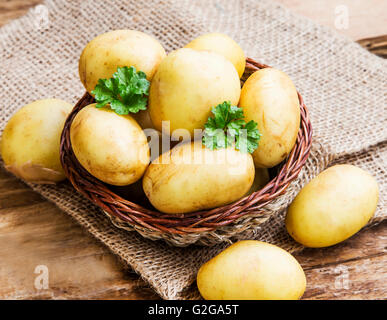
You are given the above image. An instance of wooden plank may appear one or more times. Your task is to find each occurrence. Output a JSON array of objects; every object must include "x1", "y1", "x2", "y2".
[
  {"x1": 0, "y1": 0, "x2": 41, "y2": 26},
  {"x1": 1, "y1": 0, "x2": 387, "y2": 41},
  {"x1": 298, "y1": 221, "x2": 387, "y2": 300},
  {"x1": 0, "y1": 169, "x2": 158, "y2": 299},
  {"x1": 303, "y1": 254, "x2": 387, "y2": 300},
  {"x1": 294, "y1": 221, "x2": 387, "y2": 269},
  {"x1": 0, "y1": 163, "x2": 386, "y2": 300},
  {"x1": 357, "y1": 35, "x2": 387, "y2": 58},
  {"x1": 275, "y1": 0, "x2": 387, "y2": 40}
]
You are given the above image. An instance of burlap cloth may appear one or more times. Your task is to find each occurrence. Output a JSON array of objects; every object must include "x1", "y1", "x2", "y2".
[{"x1": 0, "y1": 0, "x2": 386, "y2": 299}]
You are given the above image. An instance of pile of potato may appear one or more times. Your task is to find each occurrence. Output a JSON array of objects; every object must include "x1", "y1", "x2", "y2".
[
  {"x1": 72, "y1": 30, "x2": 302, "y2": 215},
  {"x1": 0, "y1": 30, "x2": 379, "y2": 300}
]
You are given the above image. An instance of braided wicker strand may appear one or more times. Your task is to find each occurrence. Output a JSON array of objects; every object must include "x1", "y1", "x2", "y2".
[{"x1": 60, "y1": 59, "x2": 313, "y2": 246}]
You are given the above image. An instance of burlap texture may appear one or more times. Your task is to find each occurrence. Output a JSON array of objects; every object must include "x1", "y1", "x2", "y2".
[{"x1": 0, "y1": 0, "x2": 386, "y2": 299}]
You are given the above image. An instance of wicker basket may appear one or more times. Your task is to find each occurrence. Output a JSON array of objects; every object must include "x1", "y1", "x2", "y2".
[{"x1": 60, "y1": 58, "x2": 312, "y2": 247}]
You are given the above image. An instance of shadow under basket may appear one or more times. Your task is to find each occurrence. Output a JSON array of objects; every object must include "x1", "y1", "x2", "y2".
[{"x1": 60, "y1": 58, "x2": 313, "y2": 247}]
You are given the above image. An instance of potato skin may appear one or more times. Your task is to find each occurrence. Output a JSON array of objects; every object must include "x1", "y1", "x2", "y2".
[
  {"x1": 0, "y1": 99, "x2": 72, "y2": 183},
  {"x1": 197, "y1": 240, "x2": 306, "y2": 300},
  {"x1": 239, "y1": 68, "x2": 300, "y2": 168},
  {"x1": 70, "y1": 104, "x2": 150, "y2": 186},
  {"x1": 286, "y1": 165, "x2": 379, "y2": 248},
  {"x1": 131, "y1": 109, "x2": 154, "y2": 130},
  {"x1": 185, "y1": 33, "x2": 246, "y2": 77},
  {"x1": 149, "y1": 48, "x2": 241, "y2": 136},
  {"x1": 79, "y1": 30, "x2": 166, "y2": 95},
  {"x1": 142, "y1": 141, "x2": 254, "y2": 214},
  {"x1": 244, "y1": 168, "x2": 270, "y2": 196}
]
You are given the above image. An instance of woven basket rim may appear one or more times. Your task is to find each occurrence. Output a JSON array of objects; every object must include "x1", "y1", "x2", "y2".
[{"x1": 60, "y1": 58, "x2": 313, "y2": 241}]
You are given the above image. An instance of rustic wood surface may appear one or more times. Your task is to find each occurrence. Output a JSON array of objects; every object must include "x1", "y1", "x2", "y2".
[
  {"x1": 276, "y1": 0, "x2": 387, "y2": 40},
  {"x1": 0, "y1": 0, "x2": 386, "y2": 300}
]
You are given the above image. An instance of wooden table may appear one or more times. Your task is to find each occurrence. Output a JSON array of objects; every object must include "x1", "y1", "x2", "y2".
[{"x1": 0, "y1": 0, "x2": 386, "y2": 300}]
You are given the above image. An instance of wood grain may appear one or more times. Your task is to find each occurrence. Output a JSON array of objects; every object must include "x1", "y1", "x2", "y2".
[
  {"x1": 0, "y1": 0, "x2": 41, "y2": 26},
  {"x1": 1, "y1": 152, "x2": 386, "y2": 300},
  {"x1": 358, "y1": 35, "x2": 387, "y2": 59},
  {"x1": 0, "y1": 167, "x2": 159, "y2": 300},
  {"x1": 0, "y1": 0, "x2": 386, "y2": 300},
  {"x1": 275, "y1": 0, "x2": 387, "y2": 40},
  {"x1": 295, "y1": 222, "x2": 387, "y2": 300}
]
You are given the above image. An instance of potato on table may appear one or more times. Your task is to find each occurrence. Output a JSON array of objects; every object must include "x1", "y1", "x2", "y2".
[
  {"x1": 197, "y1": 240, "x2": 306, "y2": 300},
  {"x1": 286, "y1": 164, "x2": 379, "y2": 247},
  {"x1": 0, "y1": 99, "x2": 72, "y2": 183}
]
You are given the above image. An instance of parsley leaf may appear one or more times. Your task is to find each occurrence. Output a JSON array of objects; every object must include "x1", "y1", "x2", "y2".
[
  {"x1": 91, "y1": 66, "x2": 150, "y2": 115},
  {"x1": 202, "y1": 101, "x2": 261, "y2": 153}
]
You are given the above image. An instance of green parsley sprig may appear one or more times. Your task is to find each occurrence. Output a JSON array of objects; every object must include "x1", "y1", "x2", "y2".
[
  {"x1": 202, "y1": 101, "x2": 261, "y2": 153},
  {"x1": 91, "y1": 66, "x2": 150, "y2": 115}
]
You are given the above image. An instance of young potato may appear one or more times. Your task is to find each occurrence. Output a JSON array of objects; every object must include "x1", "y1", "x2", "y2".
[
  {"x1": 79, "y1": 30, "x2": 166, "y2": 95},
  {"x1": 184, "y1": 32, "x2": 246, "y2": 77},
  {"x1": 129, "y1": 111, "x2": 179, "y2": 163},
  {"x1": 70, "y1": 104, "x2": 150, "y2": 186},
  {"x1": 239, "y1": 68, "x2": 300, "y2": 168},
  {"x1": 0, "y1": 99, "x2": 72, "y2": 183},
  {"x1": 197, "y1": 240, "x2": 306, "y2": 300},
  {"x1": 286, "y1": 165, "x2": 379, "y2": 248},
  {"x1": 244, "y1": 168, "x2": 270, "y2": 196},
  {"x1": 142, "y1": 141, "x2": 254, "y2": 214},
  {"x1": 149, "y1": 48, "x2": 241, "y2": 136},
  {"x1": 131, "y1": 109, "x2": 154, "y2": 130}
]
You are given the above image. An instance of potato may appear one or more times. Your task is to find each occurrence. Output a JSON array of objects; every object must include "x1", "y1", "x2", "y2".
[
  {"x1": 142, "y1": 141, "x2": 254, "y2": 214},
  {"x1": 149, "y1": 48, "x2": 241, "y2": 136},
  {"x1": 185, "y1": 33, "x2": 246, "y2": 77},
  {"x1": 79, "y1": 30, "x2": 166, "y2": 95},
  {"x1": 131, "y1": 109, "x2": 154, "y2": 130},
  {"x1": 197, "y1": 240, "x2": 306, "y2": 300},
  {"x1": 70, "y1": 104, "x2": 149, "y2": 186},
  {"x1": 129, "y1": 111, "x2": 180, "y2": 164},
  {"x1": 245, "y1": 168, "x2": 270, "y2": 196},
  {"x1": 0, "y1": 99, "x2": 72, "y2": 183},
  {"x1": 286, "y1": 165, "x2": 379, "y2": 248},
  {"x1": 239, "y1": 68, "x2": 300, "y2": 168}
]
